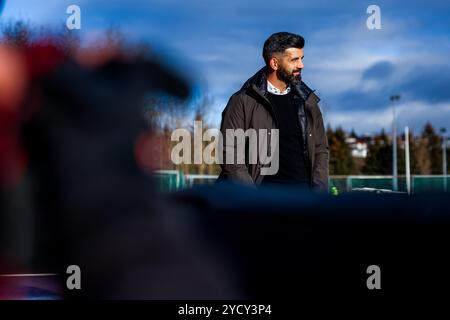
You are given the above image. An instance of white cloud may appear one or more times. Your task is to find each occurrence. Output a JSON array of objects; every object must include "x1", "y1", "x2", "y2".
[{"x1": 326, "y1": 101, "x2": 450, "y2": 135}]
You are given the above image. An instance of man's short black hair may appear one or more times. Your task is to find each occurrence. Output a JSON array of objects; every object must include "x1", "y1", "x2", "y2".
[{"x1": 262, "y1": 32, "x2": 305, "y2": 65}]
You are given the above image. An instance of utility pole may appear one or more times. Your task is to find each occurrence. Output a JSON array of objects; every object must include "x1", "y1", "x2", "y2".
[
  {"x1": 441, "y1": 128, "x2": 447, "y2": 192},
  {"x1": 390, "y1": 95, "x2": 400, "y2": 191}
]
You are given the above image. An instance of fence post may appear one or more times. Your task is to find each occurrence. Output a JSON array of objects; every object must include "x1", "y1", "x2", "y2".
[
  {"x1": 346, "y1": 176, "x2": 352, "y2": 192},
  {"x1": 405, "y1": 127, "x2": 411, "y2": 194}
]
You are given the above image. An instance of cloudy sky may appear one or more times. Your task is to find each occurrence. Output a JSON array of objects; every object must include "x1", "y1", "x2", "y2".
[{"x1": 2, "y1": 0, "x2": 450, "y2": 135}]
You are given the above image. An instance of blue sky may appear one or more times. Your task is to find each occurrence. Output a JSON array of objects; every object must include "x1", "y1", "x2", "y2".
[{"x1": 2, "y1": 0, "x2": 450, "y2": 135}]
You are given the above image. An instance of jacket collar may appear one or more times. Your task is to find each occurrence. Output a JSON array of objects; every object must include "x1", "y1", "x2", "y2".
[{"x1": 241, "y1": 66, "x2": 319, "y2": 103}]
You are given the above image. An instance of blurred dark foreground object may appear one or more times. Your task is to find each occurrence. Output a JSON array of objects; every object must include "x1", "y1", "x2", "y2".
[
  {"x1": 0, "y1": 40, "x2": 241, "y2": 299},
  {"x1": 2, "y1": 42, "x2": 239, "y2": 299},
  {"x1": 171, "y1": 184, "x2": 450, "y2": 299}
]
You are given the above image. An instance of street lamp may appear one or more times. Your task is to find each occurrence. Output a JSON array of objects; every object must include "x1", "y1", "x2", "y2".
[
  {"x1": 390, "y1": 95, "x2": 400, "y2": 191},
  {"x1": 440, "y1": 128, "x2": 447, "y2": 192}
]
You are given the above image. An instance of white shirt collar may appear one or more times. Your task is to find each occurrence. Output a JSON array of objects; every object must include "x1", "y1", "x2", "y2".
[{"x1": 267, "y1": 80, "x2": 291, "y2": 95}]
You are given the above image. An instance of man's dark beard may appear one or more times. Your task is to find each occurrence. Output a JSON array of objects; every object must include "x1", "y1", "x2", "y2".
[{"x1": 276, "y1": 67, "x2": 301, "y2": 86}]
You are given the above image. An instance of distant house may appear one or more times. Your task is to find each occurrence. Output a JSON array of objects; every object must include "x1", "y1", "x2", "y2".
[{"x1": 345, "y1": 137, "x2": 368, "y2": 158}]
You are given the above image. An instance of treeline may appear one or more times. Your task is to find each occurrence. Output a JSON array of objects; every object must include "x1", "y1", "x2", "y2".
[
  {"x1": 148, "y1": 101, "x2": 448, "y2": 176},
  {"x1": 327, "y1": 123, "x2": 448, "y2": 175},
  {"x1": 143, "y1": 95, "x2": 222, "y2": 176}
]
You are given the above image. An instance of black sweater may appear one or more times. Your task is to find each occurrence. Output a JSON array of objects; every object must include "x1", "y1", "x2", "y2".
[{"x1": 262, "y1": 91, "x2": 310, "y2": 185}]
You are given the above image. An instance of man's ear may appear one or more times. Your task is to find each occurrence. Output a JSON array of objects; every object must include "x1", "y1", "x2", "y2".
[{"x1": 269, "y1": 57, "x2": 279, "y2": 70}]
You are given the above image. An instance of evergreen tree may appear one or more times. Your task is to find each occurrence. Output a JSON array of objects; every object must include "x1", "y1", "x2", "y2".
[
  {"x1": 327, "y1": 127, "x2": 355, "y2": 175},
  {"x1": 421, "y1": 122, "x2": 442, "y2": 174},
  {"x1": 363, "y1": 129, "x2": 392, "y2": 174}
]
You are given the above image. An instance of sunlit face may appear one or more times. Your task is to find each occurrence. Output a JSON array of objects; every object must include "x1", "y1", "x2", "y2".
[{"x1": 272, "y1": 47, "x2": 304, "y2": 84}]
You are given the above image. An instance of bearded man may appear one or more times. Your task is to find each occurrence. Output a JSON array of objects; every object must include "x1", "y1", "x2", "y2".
[{"x1": 218, "y1": 32, "x2": 329, "y2": 191}]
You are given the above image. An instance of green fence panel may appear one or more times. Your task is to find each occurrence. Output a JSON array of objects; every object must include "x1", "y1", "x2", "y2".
[
  {"x1": 153, "y1": 172, "x2": 450, "y2": 193},
  {"x1": 413, "y1": 176, "x2": 450, "y2": 193}
]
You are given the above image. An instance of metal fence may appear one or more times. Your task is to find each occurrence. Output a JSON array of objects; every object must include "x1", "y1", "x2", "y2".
[
  {"x1": 412, "y1": 175, "x2": 449, "y2": 193},
  {"x1": 340, "y1": 176, "x2": 407, "y2": 193},
  {"x1": 153, "y1": 171, "x2": 450, "y2": 194},
  {"x1": 153, "y1": 170, "x2": 185, "y2": 192}
]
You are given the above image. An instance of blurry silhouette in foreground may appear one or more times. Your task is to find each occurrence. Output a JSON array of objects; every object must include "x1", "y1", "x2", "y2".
[{"x1": 0, "y1": 24, "x2": 239, "y2": 299}]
